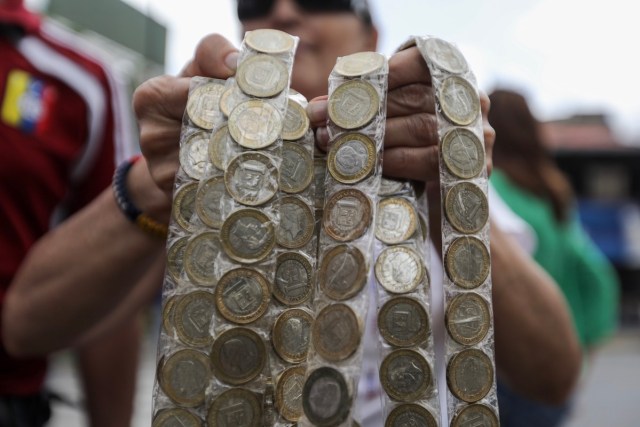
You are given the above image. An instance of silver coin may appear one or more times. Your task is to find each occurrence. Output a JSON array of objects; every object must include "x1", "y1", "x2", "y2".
[
  {"x1": 375, "y1": 246, "x2": 425, "y2": 294},
  {"x1": 237, "y1": 54, "x2": 289, "y2": 98},
  {"x1": 186, "y1": 81, "x2": 225, "y2": 130},
  {"x1": 423, "y1": 37, "x2": 468, "y2": 74},
  {"x1": 282, "y1": 98, "x2": 310, "y2": 141},
  {"x1": 380, "y1": 349, "x2": 432, "y2": 402},
  {"x1": 375, "y1": 197, "x2": 418, "y2": 244},
  {"x1": 280, "y1": 142, "x2": 313, "y2": 193},
  {"x1": 334, "y1": 51, "x2": 386, "y2": 77},
  {"x1": 210, "y1": 327, "x2": 266, "y2": 385},
  {"x1": 379, "y1": 177, "x2": 407, "y2": 196},
  {"x1": 445, "y1": 237, "x2": 490, "y2": 289},
  {"x1": 225, "y1": 152, "x2": 278, "y2": 206},
  {"x1": 184, "y1": 231, "x2": 219, "y2": 286},
  {"x1": 195, "y1": 175, "x2": 227, "y2": 229},
  {"x1": 228, "y1": 99, "x2": 283, "y2": 149},
  {"x1": 220, "y1": 209, "x2": 275, "y2": 264},
  {"x1": 439, "y1": 76, "x2": 480, "y2": 126},
  {"x1": 312, "y1": 303, "x2": 360, "y2": 362},
  {"x1": 180, "y1": 131, "x2": 211, "y2": 180},
  {"x1": 160, "y1": 349, "x2": 211, "y2": 407},
  {"x1": 274, "y1": 252, "x2": 313, "y2": 306},
  {"x1": 302, "y1": 367, "x2": 351, "y2": 427},
  {"x1": 245, "y1": 29, "x2": 295, "y2": 54},
  {"x1": 377, "y1": 297, "x2": 429, "y2": 347},
  {"x1": 272, "y1": 308, "x2": 313, "y2": 364},
  {"x1": 174, "y1": 291, "x2": 216, "y2": 347},
  {"x1": 446, "y1": 292, "x2": 490, "y2": 346},
  {"x1": 215, "y1": 268, "x2": 270, "y2": 324},
  {"x1": 276, "y1": 196, "x2": 315, "y2": 249},
  {"x1": 207, "y1": 388, "x2": 262, "y2": 427},
  {"x1": 441, "y1": 128, "x2": 485, "y2": 179},
  {"x1": 447, "y1": 349, "x2": 494, "y2": 403},
  {"x1": 445, "y1": 182, "x2": 489, "y2": 234}
]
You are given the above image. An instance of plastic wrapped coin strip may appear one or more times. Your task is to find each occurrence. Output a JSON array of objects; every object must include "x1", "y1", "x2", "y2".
[
  {"x1": 299, "y1": 52, "x2": 389, "y2": 427},
  {"x1": 403, "y1": 36, "x2": 499, "y2": 425}
]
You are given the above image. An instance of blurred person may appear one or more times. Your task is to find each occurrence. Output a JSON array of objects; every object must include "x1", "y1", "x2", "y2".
[{"x1": 488, "y1": 89, "x2": 620, "y2": 424}]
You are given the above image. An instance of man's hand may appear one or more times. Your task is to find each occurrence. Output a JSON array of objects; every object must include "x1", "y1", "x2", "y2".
[{"x1": 133, "y1": 34, "x2": 239, "y2": 198}]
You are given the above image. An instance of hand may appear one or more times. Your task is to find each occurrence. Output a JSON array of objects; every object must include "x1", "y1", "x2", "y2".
[
  {"x1": 307, "y1": 46, "x2": 495, "y2": 182},
  {"x1": 132, "y1": 34, "x2": 239, "y2": 198}
]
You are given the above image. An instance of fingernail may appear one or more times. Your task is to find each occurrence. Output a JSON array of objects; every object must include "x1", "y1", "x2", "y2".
[
  {"x1": 306, "y1": 99, "x2": 328, "y2": 123},
  {"x1": 225, "y1": 51, "x2": 239, "y2": 71}
]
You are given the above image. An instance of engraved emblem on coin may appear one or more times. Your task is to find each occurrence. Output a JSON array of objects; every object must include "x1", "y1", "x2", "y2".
[
  {"x1": 245, "y1": 29, "x2": 295, "y2": 54},
  {"x1": 384, "y1": 404, "x2": 438, "y2": 427},
  {"x1": 451, "y1": 404, "x2": 499, "y2": 427},
  {"x1": 447, "y1": 349, "x2": 494, "y2": 403},
  {"x1": 220, "y1": 209, "x2": 275, "y2": 264},
  {"x1": 180, "y1": 131, "x2": 211, "y2": 180},
  {"x1": 334, "y1": 51, "x2": 385, "y2": 77},
  {"x1": 173, "y1": 182, "x2": 198, "y2": 230},
  {"x1": 276, "y1": 196, "x2": 315, "y2": 248},
  {"x1": 438, "y1": 76, "x2": 480, "y2": 126},
  {"x1": 215, "y1": 268, "x2": 270, "y2": 324},
  {"x1": 167, "y1": 236, "x2": 189, "y2": 281},
  {"x1": 228, "y1": 99, "x2": 283, "y2": 149},
  {"x1": 445, "y1": 182, "x2": 489, "y2": 234},
  {"x1": 327, "y1": 133, "x2": 376, "y2": 184},
  {"x1": 423, "y1": 37, "x2": 468, "y2": 74},
  {"x1": 160, "y1": 349, "x2": 211, "y2": 407},
  {"x1": 225, "y1": 152, "x2": 278, "y2": 206},
  {"x1": 195, "y1": 176, "x2": 226, "y2": 229},
  {"x1": 312, "y1": 303, "x2": 360, "y2": 362},
  {"x1": 272, "y1": 308, "x2": 313, "y2": 363},
  {"x1": 210, "y1": 327, "x2": 266, "y2": 385},
  {"x1": 380, "y1": 349, "x2": 432, "y2": 402},
  {"x1": 375, "y1": 246, "x2": 425, "y2": 294},
  {"x1": 313, "y1": 159, "x2": 327, "y2": 209},
  {"x1": 302, "y1": 367, "x2": 351, "y2": 427},
  {"x1": 378, "y1": 296, "x2": 429, "y2": 347},
  {"x1": 375, "y1": 197, "x2": 418, "y2": 244},
  {"x1": 328, "y1": 80, "x2": 379, "y2": 129},
  {"x1": 446, "y1": 292, "x2": 490, "y2": 346},
  {"x1": 323, "y1": 188, "x2": 372, "y2": 242},
  {"x1": 207, "y1": 388, "x2": 262, "y2": 427},
  {"x1": 184, "y1": 231, "x2": 219, "y2": 286},
  {"x1": 174, "y1": 291, "x2": 216, "y2": 347},
  {"x1": 209, "y1": 125, "x2": 239, "y2": 171},
  {"x1": 237, "y1": 54, "x2": 289, "y2": 98},
  {"x1": 280, "y1": 142, "x2": 313, "y2": 193},
  {"x1": 152, "y1": 408, "x2": 201, "y2": 427},
  {"x1": 318, "y1": 245, "x2": 366, "y2": 301},
  {"x1": 274, "y1": 252, "x2": 313, "y2": 306},
  {"x1": 186, "y1": 82, "x2": 225, "y2": 130},
  {"x1": 275, "y1": 366, "x2": 306, "y2": 422},
  {"x1": 441, "y1": 128, "x2": 485, "y2": 179},
  {"x1": 282, "y1": 99, "x2": 310, "y2": 141},
  {"x1": 445, "y1": 237, "x2": 490, "y2": 289}
]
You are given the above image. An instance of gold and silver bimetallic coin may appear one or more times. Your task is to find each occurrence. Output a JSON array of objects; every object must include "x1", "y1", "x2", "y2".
[
  {"x1": 184, "y1": 231, "x2": 219, "y2": 286},
  {"x1": 271, "y1": 308, "x2": 313, "y2": 363},
  {"x1": 207, "y1": 388, "x2": 262, "y2": 427},
  {"x1": 318, "y1": 244, "x2": 366, "y2": 301},
  {"x1": 228, "y1": 99, "x2": 283, "y2": 149},
  {"x1": 195, "y1": 176, "x2": 226, "y2": 229},
  {"x1": 451, "y1": 404, "x2": 499, "y2": 427},
  {"x1": 438, "y1": 76, "x2": 480, "y2": 126},
  {"x1": 445, "y1": 236, "x2": 490, "y2": 289},
  {"x1": 209, "y1": 124, "x2": 238, "y2": 171},
  {"x1": 214, "y1": 268, "x2": 271, "y2": 324},
  {"x1": 219, "y1": 82, "x2": 244, "y2": 118},
  {"x1": 334, "y1": 51, "x2": 386, "y2": 77},
  {"x1": 323, "y1": 188, "x2": 372, "y2": 242},
  {"x1": 375, "y1": 197, "x2": 418, "y2": 244},
  {"x1": 282, "y1": 98, "x2": 310, "y2": 141},
  {"x1": 441, "y1": 128, "x2": 485, "y2": 179},
  {"x1": 375, "y1": 246, "x2": 425, "y2": 294},
  {"x1": 220, "y1": 209, "x2": 275, "y2": 264},
  {"x1": 280, "y1": 141, "x2": 313, "y2": 193},
  {"x1": 274, "y1": 252, "x2": 313, "y2": 306},
  {"x1": 377, "y1": 296, "x2": 429, "y2": 347},
  {"x1": 237, "y1": 54, "x2": 289, "y2": 98},
  {"x1": 302, "y1": 367, "x2": 351, "y2": 427},
  {"x1": 384, "y1": 404, "x2": 438, "y2": 427},
  {"x1": 312, "y1": 303, "x2": 360, "y2": 362},
  {"x1": 328, "y1": 79, "x2": 379, "y2": 129},
  {"x1": 166, "y1": 236, "x2": 189, "y2": 281},
  {"x1": 244, "y1": 29, "x2": 296, "y2": 54},
  {"x1": 447, "y1": 348, "x2": 494, "y2": 403},
  {"x1": 275, "y1": 365, "x2": 306, "y2": 422},
  {"x1": 161, "y1": 294, "x2": 178, "y2": 336},
  {"x1": 445, "y1": 182, "x2": 489, "y2": 234},
  {"x1": 327, "y1": 133, "x2": 376, "y2": 184},
  {"x1": 152, "y1": 408, "x2": 201, "y2": 427},
  {"x1": 225, "y1": 151, "x2": 278, "y2": 206},
  {"x1": 446, "y1": 292, "x2": 490, "y2": 346},
  {"x1": 210, "y1": 327, "x2": 266, "y2": 385},
  {"x1": 172, "y1": 182, "x2": 198, "y2": 230},
  {"x1": 422, "y1": 37, "x2": 468, "y2": 74},
  {"x1": 159, "y1": 349, "x2": 211, "y2": 407},
  {"x1": 276, "y1": 196, "x2": 315, "y2": 249},
  {"x1": 186, "y1": 81, "x2": 225, "y2": 130},
  {"x1": 380, "y1": 349, "x2": 432, "y2": 402},
  {"x1": 180, "y1": 131, "x2": 211, "y2": 180},
  {"x1": 174, "y1": 290, "x2": 216, "y2": 347}
]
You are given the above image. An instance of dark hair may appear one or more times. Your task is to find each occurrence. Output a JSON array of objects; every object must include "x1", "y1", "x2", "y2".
[{"x1": 489, "y1": 89, "x2": 573, "y2": 222}]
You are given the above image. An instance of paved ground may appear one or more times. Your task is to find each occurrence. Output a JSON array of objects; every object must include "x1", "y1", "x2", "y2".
[{"x1": 46, "y1": 325, "x2": 640, "y2": 426}]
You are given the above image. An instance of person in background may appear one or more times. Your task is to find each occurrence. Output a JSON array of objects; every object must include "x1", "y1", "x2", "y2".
[{"x1": 489, "y1": 88, "x2": 620, "y2": 425}]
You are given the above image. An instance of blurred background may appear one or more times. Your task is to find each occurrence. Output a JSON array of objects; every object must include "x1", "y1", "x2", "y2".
[{"x1": 21, "y1": 0, "x2": 640, "y2": 425}]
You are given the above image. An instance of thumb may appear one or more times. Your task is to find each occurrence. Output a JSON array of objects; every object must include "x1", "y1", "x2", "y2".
[{"x1": 180, "y1": 33, "x2": 239, "y2": 79}]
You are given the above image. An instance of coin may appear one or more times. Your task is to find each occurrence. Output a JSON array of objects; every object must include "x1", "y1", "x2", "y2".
[
  {"x1": 438, "y1": 76, "x2": 480, "y2": 126},
  {"x1": 380, "y1": 349, "x2": 432, "y2": 402},
  {"x1": 153, "y1": 408, "x2": 201, "y2": 427},
  {"x1": 237, "y1": 54, "x2": 289, "y2": 98},
  {"x1": 327, "y1": 133, "x2": 376, "y2": 184},
  {"x1": 275, "y1": 366, "x2": 306, "y2": 422},
  {"x1": 282, "y1": 98, "x2": 310, "y2": 141},
  {"x1": 384, "y1": 404, "x2": 437, "y2": 427},
  {"x1": 323, "y1": 188, "x2": 372, "y2": 242},
  {"x1": 328, "y1": 80, "x2": 379, "y2": 129},
  {"x1": 174, "y1": 291, "x2": 216, "y2": 347},
  {"x1": 445, "y1": 237, "x2": 490, "y2": 289},
  {"x1": 277, "y1": 196, "x2": 315, "y2": 248},
  {"x1": 375, "y1": 197, "x2": 418, "y2": 244},
  {"x1": 180, "y1": 131, "x2": 211, "y2": 180},
  {"x1": 207, "y1": 388, "x2": 262, "y2": 427},
  {"x1": 195, "y1": 176, "x2": 226, "y2": 229},
  {"x1": 280, "y1": 142, "x2": 313, "y2": 193},
  {"x1": 210, "y1": 327, "x2": 266, "y2": 385},
  {"x1": 225, "y1": 152, "x2": 278, "y2": 206},
  {"x1": 447, "y1": 348, "x2": 494, "y2": 403},
  {"x1": 423, "y1": 37, "x2": 468, "y2": 74},
  {"x1": 184, "y1": 231, "x2": 219, "y2": 286},
  {"x1": 302, "y1": 367, "x2": 351, "y2": 427},
  {"x1": 228, "y1": 99, "x2": 283, "y2": 149},
  {"x1": 173, "y1": 182, "x2": 198, "y2": 230},
  {"x1": 446, "y1": 292, "x2": 491, "y2": 346},
  {"x1": 215, "y1": 268, "x2": 270, "y2": 324},
  {"x1": 312, "y1": 303, "x2": 360, "y2": 362},
  {"x1": 377, "y1": 296, "x2": 429, "y2": 347},
  {"x1": 334, "y1": 51, "x2": 386, "y2": 77},
  {"x1": 161, "y1": 295, "x2": 179, "y2": 336},
  {"x1": 441, "y1": 128, "x2": 485, "y2": 179},
  {"x1": 160, "y1": 349, "x2": 211, "y2": 407},
  {"x1": 314, "y1": 158, "x2": 327, "y2": 209},
  {"x1": 167, "y1": 236, "x2": 189, "y2": 281},
  {"x1": 220, "y1": 209, "x2": 275, "y2": 264},
  {"x1": 379, "y1": 177, "x2": 407, "y2": 196},
  {"x1": 274, "y1": 252, "x2": 313, "y2": 306},
  {"x1": 375, "y1": 246, "x2": 425, "y2": 294},
  {"x1": 245, "y1": 29, "x2": 295, "y2": 54},
  {"x1": 209, "y1": 125, "x2": 239, "y2": 171},
  {"x1": 445, "y1": 182, "x2": 489, "y2": 234},
  {"x1": 272, "y1": 308, "x2": 313, "y2": 363},
  {"x1": 451, "y1": 404, "x2": 499, "y2": 427},
  {"x1": 318, "y1": 244, "x2": 366, "y2": 301},
  {"x1": 220, "y1": 82, "x2": 244, "y2": 117},
  {"x1": 186, "y1": 81, "x2": 225, "y2": 129}
]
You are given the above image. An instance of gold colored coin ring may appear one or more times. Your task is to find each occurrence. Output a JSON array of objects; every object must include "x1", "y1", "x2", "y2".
[
  {"x1": 160, "y1": 349, "x2": 211, "y2": 407},
  {"x1": 271, "y1": 308, "x2": 313, "y2": 363},
  {"x1": 208, "y1": 125, "x2": 232, "y2": 171},
  {"x1": 327, "y1": 133, "x2": 377, "y2": 184},
  {"x1": 380, "y1": 349, "x2": 432, "y2": 402},
  {"x1": 447, "y1": 348, "x2": 494, "y2": 403},
  {"x1": 282, "y1": 98, "x2": 310, "y2": 141},
  {"x1": 161, "y1": 295, "x2": 179, "y2": 336},
  {"x1": 220, "y1": 208, "x2": 275, "y2": 264},
  {"x1": 445, "y1": 292, "x2": 490, "y2": 346},
  {"x1": 312, "y1": 303, "x2": 360, "y2": 362},
  {"x1": 384, "y1": 404, "x2": 438, "y2": 427},
  {"x1": 186, "y1": 82, "x2": 225, "y2": 130},
  {"x1": 444, "y1": 236, "x2": 490, "y2": 289},
  {"x1": 328, "y1": 79, "x2": 380, "y2": 130},
  {"x1": 275, "y1": 365, "x2": 306, "y2": 422},
  {"x1": 173, "y1": 182, "x2": 198, "y2": 230},
  {"x1": 441, "y1": 128, "x2": 485, "y2": 179},
  {"x1": 318, "y1": 244, "x2": 367, "y2": 301},
  {"x1": 236, "y1": 54, "x2": 289, "y2": 98},
  {"x1": 214, "y1": 268, "x2": 271, "y2": 324},
  {"x1": 451, "y1": 404, "x2": 499, "y2": 427},
  {"x1": 207, "y1": 388, "x2": 262, "y2": 427},
  {"x1": 280, "y1": 142, "x2": 314, "y2": 193},
  {"x1": 444, "y1": 182, "x2": 489, "y2": 234},
  {"x1": 183, "y1": 231, "x2": 219, "y2": 286},
  {"x1": 174, "y1": 290, "x2": 216, "y2": 347},
  {"x1": 375, "y1": 197, "x2": 418, "y2": 244},
  {"x1": 273, "y1": 252, "x2": 313, "y2": 306},
  {"x1": 210, "y1": 327, "x2": 266, "y2": 386},
  {"x1": 438, "y1": 75, "x2": 480, "y2": 126},
  {"x1": 166, "y1": 236, "x2": 189, "y2": 281},
  {"x1": 153, "y1": 408, "x2": 201, "y2": 427},
  {"x1": 276, "y1": 196, "x2": 315, "y2": 248},
  {"x1": 377, "y1": 296, "x2": 429, "y2": 347},
  {"x1": 322, "y1": 188, "x2": 372, "y2": 242}
]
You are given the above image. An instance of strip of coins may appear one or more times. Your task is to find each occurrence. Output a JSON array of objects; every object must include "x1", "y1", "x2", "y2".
[{"x1": 300, "y1": 52, "x2": 389, "y2": 427}]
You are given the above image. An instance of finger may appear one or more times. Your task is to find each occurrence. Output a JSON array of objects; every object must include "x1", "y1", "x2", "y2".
[
  {"x1": 306, "y1": 96, "x2": 328, "y2": 128},
  {"x1": 133, "y1": 75, "x2": 191, "y2": 124},
  {"x1": 388, "y1": 46, "x2": 431, "y2": 90},
  {"x1": 382, "y1": 145, "x2": 440, "y2": 182},
  {"x1": 180, "y1": 33, "x2": 239, "y2": 78},
  {"x1": 383, "y1": 113, "x2": 439, "y2": 149},
  {"x1": 387, "y1": 83, "x2": 435, "y2": 118},
  {"x1": 314, "y1": 126, "x2": 330, "y2": 152}
]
